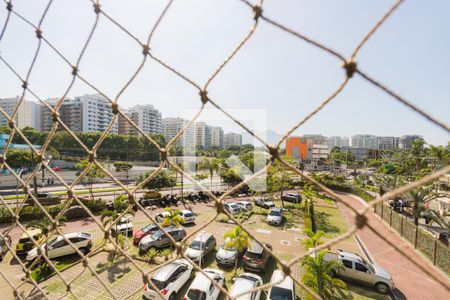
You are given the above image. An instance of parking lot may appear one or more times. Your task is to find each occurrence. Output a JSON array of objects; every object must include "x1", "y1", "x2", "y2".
[{"x1": 0, "y1": 194, "x2": 389, "y2": 300}]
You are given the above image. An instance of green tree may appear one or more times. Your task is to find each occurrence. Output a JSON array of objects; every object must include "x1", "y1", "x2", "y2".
[
  {"x1": 74, "y1": 159, "x2": 106, "y2": 199},
  {"x1": 301, "y1": 250, "x2": 346, "y2": 299},
  {"x1": 5, "y1": 149, "x2": 33, "y2": 169},
  {"x1": 224, "y1": 226, "x2": 250, "y2": 272},
  {"x1": 161, "y1": 207, "x2": 184, "y2": 227},
  {"x1": 138, "y1": 170, "x2": 176, "y2": 191},
  {"x1": 302, "y1": 228, "x2": 325, "y2": 250},
  {"x1": 113, "y1": 161, "x2": 132, "y2": 172},
  {"x1": 198, "y1": 158, "x2": 220, "y2": 190}
]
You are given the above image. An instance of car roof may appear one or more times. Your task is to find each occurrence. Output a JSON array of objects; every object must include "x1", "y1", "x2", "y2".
[
  {"x1": 270, "y1": 270, "x2": 294, "y2": 290},
  {"x1": 230, "y1": 273, "x2": 262, "y2": 299},
  {"x1": 247, "y1": 241, "x2": 264, "y2": 254},
  {"x1": 270, "y1": 208, "x2": 282, "y2": 212},
  {"x1": 194, "y1": 231, "x2": 213, "y2": 242},
  {"x1": 337, "y1": 250, "x2": 364, "y2": 262},
  {"x1": 181, "y1": 210, "x2": 193, "y2": 214},
  {"x1": 21, "y1": 229, "x2": 42, "y2": 238},
  {"x1": 189, "y1": 269, "x2": 224, "y2": 290},
  {"x1": 153, "y1": 260, "x2": 185, "y2": 280}
]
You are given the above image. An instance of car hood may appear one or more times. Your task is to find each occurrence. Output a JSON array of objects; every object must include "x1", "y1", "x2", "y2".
[
  {"x1": 184, "y1": 248, "x2": 203, "y2": 259},
  {"x1": 216, "y1": 248, "x2": 237, "y2": 259},
  {"x1": 134, "y1": 230, "x2": 145, "y2": 238},
  {"x1": 267, "y1": 215, "x2": 281, "y2": 221},
  {"x1": 373, "y1": 265, "x2": 392, "y2": 280},
  {"x1": 115, "y1": 223, "x2": 133, "y2": 230},
  {"x1": 26, "y1": 246, "x2": 42, "y2": 260},
  {"x1": 139, "y1": 235, "x2": 156, "y2": 246}
]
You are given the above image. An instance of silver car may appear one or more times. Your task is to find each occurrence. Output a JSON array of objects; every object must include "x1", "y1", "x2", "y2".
[
  {"x1": 184, "y1": 232, "x2": 216, "y2": 263},
  {"x1": 216, "y1": 237, "x2": 240, "y2": 267},
  {"x1": 267, "y1": 208, "x2": 283, "y2": 225},
  {"x1": 139, "y1": 227, "x2": 186, "y2": 252},
  {"x1": 229, "y1": 273, "x2": 263, "y2": 300}
]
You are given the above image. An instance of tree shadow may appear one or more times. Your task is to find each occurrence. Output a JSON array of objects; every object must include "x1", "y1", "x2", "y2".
[
  {"x1": 96, "y1": 257, "x2": 132, "y2": 283},
  {"x1": 315, "y1": 211, "x2": 340, "y2": 234}
]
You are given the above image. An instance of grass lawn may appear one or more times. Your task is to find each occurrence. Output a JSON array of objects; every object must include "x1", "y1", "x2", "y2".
[
  {"x1": 314, "y1": 205, "x2": 349, "y2": 238},
  {"x1": 31, "y1": 254, "x2": 81, "y2": 282},
  {"x1": 2, "y1": 187, "x2": 128, "y2": 200}
]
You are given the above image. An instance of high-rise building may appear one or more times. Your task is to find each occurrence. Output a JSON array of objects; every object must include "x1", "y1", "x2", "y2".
[
  {"x1": 195, "y1": 122, "x2": 212, "y2": 149},
  {"x1": 211, "y1": 126, "x2": 224, "y2": 148},
  {"x1": 302, "y1": 134, "x2": 328, "y2": 146},
  {"x1": 377, "y1": 136, "x2": 398, "y2": 150},
  {"x1": 399, "y1": 135, "x2": 424, "y2": 149},
  {"x1": 0, "y1": 97, "x2": 37, "y2": 129},
  {"x1": 129, "y1": 104, "x2": 161, "y2": 134},
  {"x1": 224, "y1": 132, "x2": 242, "y2": 148},
  {"x1": 351, "y1": 134, "x2": 378, "y2": 149},
  {"x1": 327, "y1": 136, "x2": 350, "y2": 149},
  {"x1": 162, "y1": 117, "x2": 195, "y2": 147},
  {"x1": 118, "y1": 109, "x2": 139, "y2": 135}
]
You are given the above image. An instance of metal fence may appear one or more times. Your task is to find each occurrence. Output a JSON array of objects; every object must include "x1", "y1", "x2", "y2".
[
  {"x1": 374, "y1": 203, "x2": 450, "y2": 275},
  {"x1": 0, "y1": 0, "x2": 449, "y2": 300}
]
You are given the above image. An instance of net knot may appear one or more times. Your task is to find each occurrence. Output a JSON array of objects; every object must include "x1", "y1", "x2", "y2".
[
  {"x1": 343, "y1": 60, "x2": 357, "y2": 78},
  {"x1": 111, "y1": 102, "x2": 119, "y2": 115},
  {"x1": 88, "y1": 152, "x2": 96, "y2": 163},
  {"x1": 93, "y1": 3, "x2": 101, "y2": 14},
  {"x1": 281, "y1": 264, "x2": 291, "y2": 276},
  {"x1": 268, "y1": 145, "x2": 279, "y2": 159},
  {"x1": 8, "y1": 119, "x2": 15, "y2": 129},
  {"x1": 142, "y1": 44, "x2": 150, "y2": 55},
  {"x1": 35, "y1": 28, "x2": 42, "y2": 39},
  {"x1": 160, "y1": 148, "x2": 167, "y2": 161},
  {"x1": 67, "y1": 189, "x2": 74, "y2": 199},
  {"x1": 21, "y1": 81, "x2": 28, "y2": 89},
  {"x1": 52, "y1": 111, "x2": 59, "y2": 123},
  {"x1": 253, "y1": 6, "x2": 263, "y2": 21},
  {"x1": 6, "y1": 2, "x2": 12, "y2": 12},
  {"x1": 71, "y1": 65, "x2": 78, "y2": 76},
  {"x1": 199, "y1": 90, "x2": 209, "y2": 104}
]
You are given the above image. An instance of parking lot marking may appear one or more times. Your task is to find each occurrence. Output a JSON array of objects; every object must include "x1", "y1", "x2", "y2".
[
  {"x1": 295, "y1": 236, "x2": 302, "y2": 242},
  {"x1": 256, "y1": 229, "x2": 272, "y2": 234},
  {"x1": 281, "y1": 240, "x2": 291, "y2": 246},
  {"x1": 289, "y1": 227, "x2": 302, "y2": 232}
]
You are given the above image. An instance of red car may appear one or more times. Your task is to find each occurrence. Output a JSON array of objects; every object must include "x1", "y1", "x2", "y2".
[{"x1": 133, "y1": 224, "x2": 159, "y2": 245}]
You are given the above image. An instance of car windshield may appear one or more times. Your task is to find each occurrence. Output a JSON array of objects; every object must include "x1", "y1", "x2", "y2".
[
  {"x1": 269, "y1": 211, "x2": 281, "y2": 216},
  {"x1": 221, "y1": 242, "x2": 235, "y2": 251},
  {"x1": 151, "y1": 231, "x2": 164, "y2": 239},
  {"x1": 269, "y1": 287, "x2": 293, "y2": 300},
  {"x1": 149, "y1": 278, "x2": 167, "y2": 290},
  {"x1": 142, "y1": 225, "x2": 156, "y2": 233},
  {"x1": 190, "y1": 240, "x2": 206, "y2": 250},
  {"x1": 361, "y1": 258, "x2": 375, "y2": 273},
  {"x1": 187, "y1": 289, "x2": 207, "y2": 300},
  {"x1": 47, "y1": 237, "x2": 58, "y2": 247},
  {"x1": 18, "y1": 238, "x2": 30, "y2": 243},
  {"x1": 184, "y1": 212, "x2": 194, "y2": 218}
]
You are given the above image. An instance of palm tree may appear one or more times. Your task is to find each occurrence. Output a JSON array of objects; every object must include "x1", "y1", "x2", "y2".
[
  {"x1": 422, "y1": 208, "x2": 450, "y2": 231},
  {"x1": 26, "y1": 216, "x2": 66, "y2": 259},
  {"x1": 161, "y1": 207, "x2": 184, "y2": 227},
  {"x1": 403, "y1": 183, "x2": 446, "y2": 226},
  {"x1": 224, "y1": 226, "x2": 250, "y2": 272},
  {"x1": 198, "y1": 158, "x2": 219, "y2": 190},
  {"x1": 100, "y1": 195, "x2": 133, "y2": 244},
  {"x1": 302, "y1": 228, "x2": 325, "y2": 251},
  {"x1": 301, "y1": 250, "x2": 346, "y2": 299}
]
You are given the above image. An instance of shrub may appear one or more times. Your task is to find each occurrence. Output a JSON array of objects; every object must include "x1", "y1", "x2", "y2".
[{"x1": 142, "y1": 191, "x2": 162, "y2": 200}]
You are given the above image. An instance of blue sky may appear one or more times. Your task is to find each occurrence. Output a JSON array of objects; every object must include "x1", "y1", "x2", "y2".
[{"x1": 0, "y1": 0, "x2": 449, "y2": 145}]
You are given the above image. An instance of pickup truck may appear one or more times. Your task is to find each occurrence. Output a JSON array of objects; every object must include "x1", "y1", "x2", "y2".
[{"x1": 322, "y1": 250, "x2": 394, "y2": 294}]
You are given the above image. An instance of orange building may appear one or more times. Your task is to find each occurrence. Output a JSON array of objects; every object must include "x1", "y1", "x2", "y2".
[{"x1": 286, "y1": 136, "x2": 308, "y2": 160}]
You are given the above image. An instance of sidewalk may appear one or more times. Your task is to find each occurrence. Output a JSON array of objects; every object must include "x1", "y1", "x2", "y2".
[{"x1": 337, "y1": 193, "x2": 450, "y2": 300}]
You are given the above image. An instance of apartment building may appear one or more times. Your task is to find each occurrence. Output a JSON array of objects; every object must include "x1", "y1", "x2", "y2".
[
  {"x1": 327, "y1": 136, "x2": 350, "y2": 149},
  {"x1": 118, "y1": 109, "x2": 139, "y2": 135},
  {"x1": 211, "y1": 126, "x2": 224, "y2": 148},
  {"x1": 195, "y1": 122, "x2": 212, "y2": 149},
  {"x1": 0, "y1": 97, "x2": 38, "y2": 129},
  {"x1": 399, "y1": 135, "x2": 424, "y2": 149},
  {"x1": 377, "y1": 136, "x2": 399, "y2": 150},
  {"x1": 223, "y1": 132, "x2": 242, "y2": 148},
  {"x1": 302, "y1": 134, "x2": 328, "y2": 146},
  {"x1": 129, "y1": 104, "x2": 162, "y2": 134},
  {"x1": 162, "y1": 117, "x2": 195, "y2": 147},
  {"x1": 351, "y1": 134, "x2": 378, "y2": 149}
]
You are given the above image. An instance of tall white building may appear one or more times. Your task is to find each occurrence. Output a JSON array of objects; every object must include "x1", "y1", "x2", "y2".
[
  {"x1": 162, "y1": 117, "x2": 195, "y2": 147},
  {"x1": 129, "y1": 104, "x2": 162, "y2": 134},
  {"x1": 327, "y1": 136, "x2": 350, "y2": 149},
  {"x1": 195, "y1": 122, "x2": 212, "y2": 149},
  {"x1": 0, "y1": 97, "x2": 37, "y2": 129},
  {"x1": 377, "y1": 136, "x2": 399, "y2": 150},
  {"x1": 224, "y1": 133, "x2": 242, "y2": 147},
  {"x1": 351, "y1": 134, "x2": 378, "y2": 149},
  {"x1": 399, "y1": 135, "x2": 423, "y2": 149},
  {"x1": 211, "y1": 126, "x2": 224, "y2": 148},
  {"x1": 76, "y1": 94, "x2": 118, "y2": 134}
]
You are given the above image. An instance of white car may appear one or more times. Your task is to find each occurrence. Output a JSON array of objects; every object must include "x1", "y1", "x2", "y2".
[
  {"x1": 267, "y1": 208, "x2": 283, "y2": 226},
  {"x1": 236, "y1": 201, "x2": 253, "y2": 211},
  {"x1": 26, "y1": 232, "x2": 92, "y2": 261},
  {"x1": 216, "y1": 237, "x2": 239, "y2": 267},
  {"x1": 180, "y1": 210, "x2": 196, "y2": 224},
  {"x1": 185, "y1": 268, "x2": 225, "y2": 300},
  {"x1": 224, "y1": 203, "x2": 241, "y2": 215},
  {"x1": 112, "y1": 215, "x2": 134, "y2": 237},
  {"x1": 155, "y1": 211, "x2": 171, "y2": 223},
  {"x1": 229, "y1": 273, "x2": 263, "y2": 300},
  {"x1": 268, "y1": 270, "x2": 295, "y2": 300},
  {"x1": 184, "y1": 232, "x2": 216, "y2": 263},
  {"x1": 143, "y1": 259, "x2": 194, "y2": 300}
]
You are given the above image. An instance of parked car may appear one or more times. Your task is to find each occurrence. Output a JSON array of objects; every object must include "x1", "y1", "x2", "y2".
[
  {"x1": 180, "y1": 210, "x2": 196, "y2": 225},
  {"x1": 63, "y1": 205, "x2": 90, "y2": 219},
  {"x1": 236, "y1": 201, "x2": 253, "y2": 211},
  {"x1": 243, "y1": 241, "x2": 273, "y2": 273},
  {"x1": 26, "y1": 232, "x2": 92, "y2": 262},
  {"x1": 133, "y1": 223, "x2": 159, "y2": 245},
  {"x1": 184, "y1": 232, "x2": 216, "y2": 263},
  {"x1": 266, "y1": 208, "x2": 283, "y2": 226},
  {"x1": 155, "y1": 211, "x2": 171, "y2": 223},
  {"x1": 111, "y1": 215, "x2": 134, "y2": 237},
  {"x1": 322, "y1": 250, "x2": 394, "y2": 294},
  {"x1": 185, "y1": 268, "x2": 225, "y2": 300},
  {"x1": 16, "y1": 229, "x2": 42, "y2": 258},
  {"x1": 25, "y1": 192, "x2": 61, "y2": 206},
  {"x1": 268, "y1": 270, "x2": 295, "y2": 300},
  {"x1": 254, "y1": 198, "x2": 275, "y2": 209},
  {"x1": 0, "y1": 233, "x2": 11, "y2": 261},
  {"x1": 228, "y1": 273, "x2": 263, "y2": 300},
  {"x1": 143, "y1": 259, "x2": 194, "y2": 300},
  {"x1": 224, "y1": 203, "x2": 241, "y2": 215},
  {"x1": 139, "y1": 227, "x2": 186, "y2": 252},
  {"x1": 216, "y1": 237, "x2": 245, "y2": 267},
  {"x1": 281, "y1": 193, "x2": 302, "y2": 204}
]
